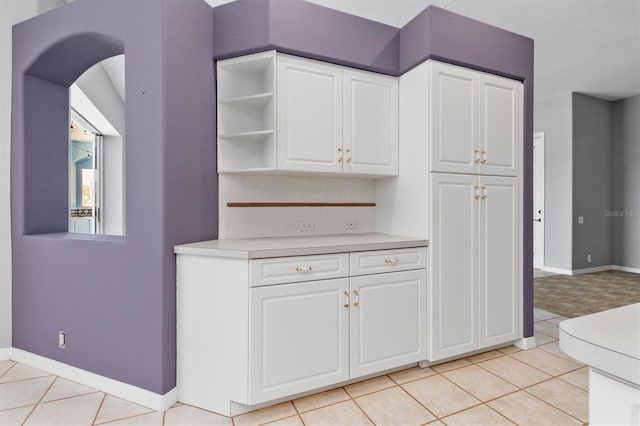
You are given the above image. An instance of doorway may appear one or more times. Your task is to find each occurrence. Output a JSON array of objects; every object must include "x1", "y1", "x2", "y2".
[{"x1": 533, "y1": 132, "x2": 545, "y2": 269}]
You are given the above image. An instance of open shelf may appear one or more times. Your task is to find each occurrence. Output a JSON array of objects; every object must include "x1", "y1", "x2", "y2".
[
  {"x1": 219, "y1": 92, "x2": 273, "y2": 108},
  {"x1": 218, "y1": 130, "x2": 274, "y2": 141},
  {"x1": 217, "y1": 51, "x2": 276, "y2": 173}
]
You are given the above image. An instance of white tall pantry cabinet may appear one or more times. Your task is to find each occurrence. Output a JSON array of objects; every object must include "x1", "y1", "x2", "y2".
[{"x1": 378, "y1": 59, "x2": 523, "y2": 362}]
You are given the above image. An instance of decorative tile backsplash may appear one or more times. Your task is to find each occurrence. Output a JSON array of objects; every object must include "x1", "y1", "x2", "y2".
[{"x1": 218, "y1": 174, "x2": 376, "y2": 239}]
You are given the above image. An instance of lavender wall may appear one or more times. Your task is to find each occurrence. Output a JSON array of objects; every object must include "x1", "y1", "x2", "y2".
[
  {"x1": 211, "y1": 1, "x2": 535, "y2": 337},
  {"x1": 11, "y1": 0, "x2": 216, "y2": 394}
]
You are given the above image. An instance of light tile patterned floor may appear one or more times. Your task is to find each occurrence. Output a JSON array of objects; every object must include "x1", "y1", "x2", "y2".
[{"x1": 0, "y1": 309, "x2": 587, "y2": 425}]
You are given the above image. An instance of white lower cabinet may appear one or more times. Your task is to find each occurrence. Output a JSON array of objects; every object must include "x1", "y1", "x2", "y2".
[
  {"x1": 249, "y1": 269, "x2": 426, "y2": 405},
  {"x1": 429, "y1": 173, "x2": 519, "y2": 361},
  {"x1": 176, "y1": 245, "x2": 427, "y2": 416}
]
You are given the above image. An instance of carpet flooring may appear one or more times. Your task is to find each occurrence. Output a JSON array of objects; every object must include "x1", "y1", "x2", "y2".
[{"x1": 534, "y1": 270, "x2": 640, "y2": 318}]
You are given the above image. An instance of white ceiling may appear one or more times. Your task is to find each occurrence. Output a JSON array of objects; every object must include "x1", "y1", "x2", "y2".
[{"x1": 207, "y1": 0, "x2": 640, "y2": 103}]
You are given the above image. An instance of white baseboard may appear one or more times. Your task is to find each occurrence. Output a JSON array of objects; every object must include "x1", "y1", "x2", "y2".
[
  {"x1": 0, "y1": 347, "x2": 12, "y2": 360},
  {"x1": 572, "y1": 265, "x2": 614, "y2": 275},
  {"x1": 514, "y1": 336, "x2": 536, "y2": 350},
  {"x1": 612, "y1": 265, "x2": 640, "y2": 274},
  {"x1": 8, "y1": 348, "x2": 177, "y2": 412},
  {"x1": 541, "y1": 266, "x2": 573, "y2": 275}
]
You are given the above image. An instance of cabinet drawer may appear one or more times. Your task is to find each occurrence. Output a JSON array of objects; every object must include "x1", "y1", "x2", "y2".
[
  {"x1": 350, "y1": 247, "x2": 427, "y2": 276},
  {"x1": 250, "y1": 253, "x2": 349, "y2": 287}
]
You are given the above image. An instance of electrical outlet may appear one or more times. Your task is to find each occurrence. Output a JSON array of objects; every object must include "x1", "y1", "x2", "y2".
[
  {"x1": 587, "y1": 254, "x2": 592, "y2": 263},
  {"x1": 345, "y1": 219, "x2": 359, "y2": 230},
  {"x1": 58, "y1": 331, "x2": 66, "y2": 349},
  {"x1": 578, "y1": 216, "x2": 584, "y2": 224},
  {"x1": 299, "y1": 222, "x2": 315, "y2": 232}
]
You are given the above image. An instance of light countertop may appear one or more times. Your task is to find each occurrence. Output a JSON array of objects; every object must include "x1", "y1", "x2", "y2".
[
  {"x1": 559, "y1": 303, "x2": 640, "y2": 385},
  {"x1": 174, "y1": 233, "x2": 428, "y2": 259}
]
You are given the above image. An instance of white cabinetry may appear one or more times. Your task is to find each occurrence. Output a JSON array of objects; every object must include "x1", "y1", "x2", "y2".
[
  {"x1": 218, "y1": 51, "x2": 398, "y2": 177},
  {"x1": 430, "y1": 61, "x2": 521, "y2": 177},
  {"x1": 176, "y1": 241, "x2": 426, "y2": 416},
  {"x1": 429, "y1": 173, "x2": 519, "y2": 361}
]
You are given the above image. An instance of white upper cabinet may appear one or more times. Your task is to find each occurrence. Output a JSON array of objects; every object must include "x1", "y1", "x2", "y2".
[
  {"x1": 217, "y1": 51, "x2": 399, "y2": 177},
  {"x1": 277, "y1": 55, "x2": 343, "y2": 174},
  {"x1": 343, "y1": 70, "x2": 398, "y2": 176},
  {"x1": 478, "y1": 74, "x2": 522, "y2": 176},
  {"x1": 429, "y1": 61, "x2": 522, "y2": 177},
  {"x1": 430, "y1": 62, "x2": 477, "y2": 174}
]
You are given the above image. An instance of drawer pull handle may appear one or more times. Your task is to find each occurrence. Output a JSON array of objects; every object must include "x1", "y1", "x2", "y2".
[
  {"x1": 295, "y1": 266, "x2": 313, "y2": 272},
  {"x1": 384, "y1": 258, "x2": 399, "y2": 264},
  {"x1": 344, "y1": 291, "x2": 350, "y2": 308},
  {"x1": 353, "y1": 289, "x2": 359, "y2": 307}
]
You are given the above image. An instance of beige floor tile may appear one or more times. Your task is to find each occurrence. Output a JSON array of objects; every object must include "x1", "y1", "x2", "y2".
[
  {"x1": 293, "y1": 387, "x2": 350, "y2": 413},
  {"x1": 526, "y1": 378, "x2": 588, "y2": 423},
  {"x1": 344, "y1": 375, "x2": 395, "y2": 398},
  {"x1": 466, "y1": 350, "x2": 503, "y2": 364},
  {"x1": 0, "y1": 376, "x2": 55, "y2": 411},
  {"x1": 441, "y1": 404, "x2": 515, "y2": 425},
  {"x1": 355, "y1": 386, "x2": 435, "y2": 425},
  {"x1": 0, "y1": 363, "x2": 51, "y2": 384},
  {"x1": 510, "y1": 348, "x2": 581, "y2": 377},
  {"x1": 534, "y1": 321, "x2": 560, "y2": 338},
  {"x1": 164, "y1": 404, "x2": 231, "y2": 425},
  {"x1": 427, "y1": 421, "x2": 444, "y2": 425},
  {"x1": 443, "y1": 365, "x2": 518, "y2": 402},
  {"x1": 497, "y1": 345, "x2": 522, "y2": 355},
  {"x1": 478, "y1": 356, "x2": 551, "y2": 388},
  {"x1": 533, "y1": 308, "x2": 560, "y2": 322},
  {"x1": 94, "y1": 394, "x2": 153, "y2": 424},
  {"x1": 534, "y1": 332, "x2": 557, "y2": 346},
  {"x1": 0, "y1": 405, "x2": 34, "y2": 426},
  {"x1": 234, "y1": 402, "x2": 297, "y2": 426},
  {"x1": 264, "y1": 415, "x2": 304, "y2": 426},
  {"x1": 431, "y1": 358, "x2": 472, "y2": 373},
  {"x1": 41, "y1": 377, "x2": 97, "y2": 402},
  {"x1": 0, "y1": 362, "x2": 15, "y2": 378},
  {"x1": 24, "y1": 392, "x2": 105, "y2": 426},
  {"x1": 538, "y1": 342, "x2": 584, "y2": 365},
  {"x1": 100, "y1": 412, "x2": 165, "y2": 425},
  {"x1": 488, "y1": 390, "x2": 582, "y2": 426},
  {"x1": 300, "y1": 400, "x2": 372, "y2": 426},
  {"x1": 557, "y1": 367, "x2": 589, "y2": 391},
  {"x1": 402, "y1": 374, "x2": 480, "y2": 418},
  {"x1": 388, "y1": 366, "x2": 436, "y2": 384}
]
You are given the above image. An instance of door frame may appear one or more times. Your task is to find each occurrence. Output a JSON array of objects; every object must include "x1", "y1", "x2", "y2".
[{"x1": 533, "y1": 132, "x2": 545, "y2": 269}]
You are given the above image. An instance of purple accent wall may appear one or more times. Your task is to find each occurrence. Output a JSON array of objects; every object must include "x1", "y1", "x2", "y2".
[
  {"x1": 11, "y1": 0, "x2": 533, "y2": 397},
  {"x1": 11, "y1": 0, "x2": 216, "y2": 394},
  {"x1": 213, "y1": 0, "x2": 399, "y2": 75}
]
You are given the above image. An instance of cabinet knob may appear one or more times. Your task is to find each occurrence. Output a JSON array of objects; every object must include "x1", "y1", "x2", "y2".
[
  {"x1": 338, "y1": 148, "x2": 343, "y2": 163},
  {"x1": 480, "y1": 150, "x2": 487, "y2": 164},
  {"x1": 344, "y1": 291, "x2": 350, "y2": 308},
  {"x1": 295, "y1": 266, "x2": 313, "y2": 272},
  {"x1": 353, "y1": 289, "x2": 359, "y2": 307},
  {"x1": 474, "y1": 185, "x2": 480, "y2": 200},
  {"x1": 481, "y1": 186, "x2": 487, "y2": 200},
  {"x1": 346, "y1": 149, "x2": 351, "y2": 163},
  {"x1": 474, "y1": 149, "x2": 481, "y2": 164},
  {"x1": 384, "y1": 258, "x2": 399, "y2": 264}
]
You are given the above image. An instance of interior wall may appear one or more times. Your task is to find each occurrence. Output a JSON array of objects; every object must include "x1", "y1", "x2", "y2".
[
  {"x1": 0, "y1": 0, "x2": 63, "y2": 349},
  {"x1": 534, "y1": 94, "x2": 573, "y2": 271},
  {"x1": 612, "y1": 95, "x2": 640, "y2": 270},
  {"x1": 571, "y1": 93, "x2": 612, "y2": 270}
]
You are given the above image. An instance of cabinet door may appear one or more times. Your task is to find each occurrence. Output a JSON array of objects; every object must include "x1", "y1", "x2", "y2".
[
  {"x1": 430, "y1": 62, "x2": 478, "y2": 174},
  {"x1": 429, "y1": 173, "x2": 478, "y2": 361},
  {"x1": 276, "y1": 55, "x2": 343, "y2": 173},
  {"x1": 478, "y1": 74, "x2": 522, "y2": 176},
  {"x1": 350, "y1": 270, "x2": 426, "y2": 379},
  {"x1": 343, "y1": 70, "x2": 398, "y2": 176},
  {"x1": 249, "y1": 278, "x2": 350, "y2": 404},
  {"x1": 478, "y1": 176, "x2": 520, "y2": 348}
]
